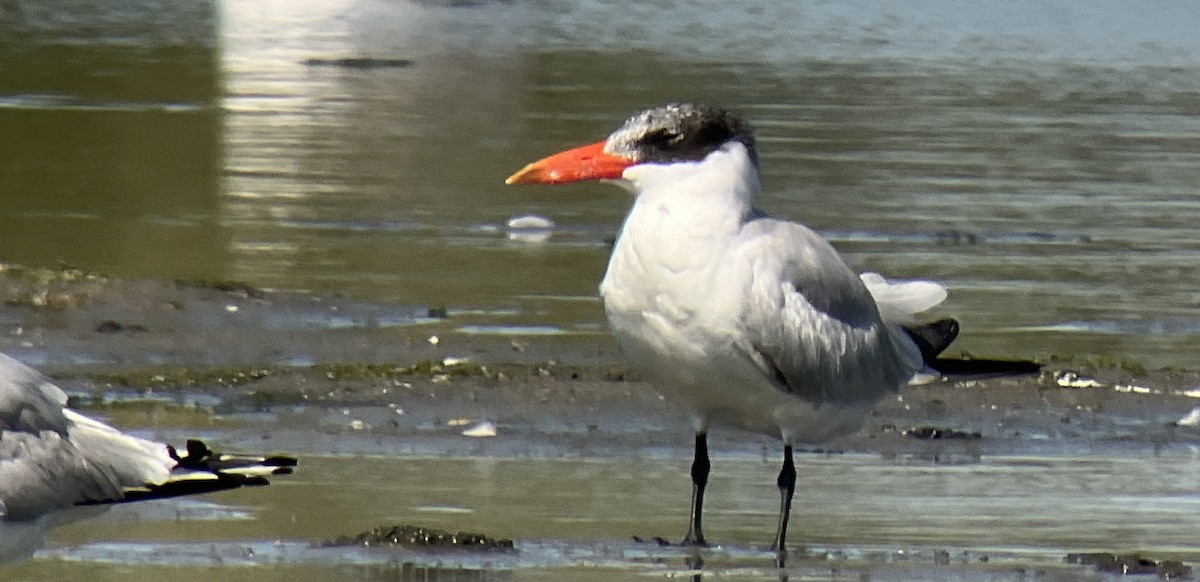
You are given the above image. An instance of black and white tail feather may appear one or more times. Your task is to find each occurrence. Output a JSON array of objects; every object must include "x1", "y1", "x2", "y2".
[
  {"x1": 0, "y1": 352, "x2": 296, "y2": 523},
  {"x1": 859, "y1": 273, "x2": 1041, "y2": 380},
  {"x1": 83, "y1": 438, "x2": 297, "y2": 506}
]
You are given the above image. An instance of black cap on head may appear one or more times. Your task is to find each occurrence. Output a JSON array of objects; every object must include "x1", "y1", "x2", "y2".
[{"x1": 604, "y1": 103, "x2": 758, "y2": 169}]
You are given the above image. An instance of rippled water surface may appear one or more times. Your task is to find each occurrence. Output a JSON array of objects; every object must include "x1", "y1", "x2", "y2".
[
  {"x1": 8, "y1": 451, "x2": 1200, "y2": 581},
  {"x1": 2, "y1": 0, "x2": 1199, "y2": 367},
  {"x1": 2, "y1": 1, "x2": 1200, "y2": 579}
]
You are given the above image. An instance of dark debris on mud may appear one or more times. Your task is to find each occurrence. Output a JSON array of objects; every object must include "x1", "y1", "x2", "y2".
[
  {"x1": 897, "y1": 425, "x2": 983, "y2": 440},
  {"x1": 302, "y1": 57, "x2": 415, "y2": 69},
  {"x1": 317, "y1": 525, "x2": 515, "y2": 553},
  {"x1": 0, "y1": 261, "x2": 109, "y2": 309},
  {"x1": 6, "y1": 266, "x2": 1200, "y2": 460},
  {"x1": 1066, "y1": 552, "x2": 1192, "y2": 579}
]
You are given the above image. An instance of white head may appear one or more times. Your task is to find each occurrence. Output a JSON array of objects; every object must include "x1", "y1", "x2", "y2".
[{"x1": 506, "y1": 103, "x2": 761, "y2": 203}]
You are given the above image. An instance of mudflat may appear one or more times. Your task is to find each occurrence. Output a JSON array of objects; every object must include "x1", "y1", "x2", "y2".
[{"x1": 4, "y1": 269, "x2": 1200, "y2": 581}]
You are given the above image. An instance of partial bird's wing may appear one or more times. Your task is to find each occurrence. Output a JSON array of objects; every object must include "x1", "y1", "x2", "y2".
[
  {"x1": 103, "y1": 439, "x2": 296, "y2": 505},
  {"x1": 858, "y1": 272, "x2": 947, "y2": 325},
  {"x1": 1, "y1": 354, "x2": 174, "y2": 521},
  {"x1": 1, "y1": 354, "x2": 296, "y2": 522},
  {"x1": 0, "y1": 353, "x2": 69, "y2": 434},
  {"x1": 733, "y1": 217, "x2": 924, "y2": 406}
]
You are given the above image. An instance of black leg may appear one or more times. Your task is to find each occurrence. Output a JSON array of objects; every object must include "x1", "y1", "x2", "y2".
[
  {"x1": 685, "y1": 552, "x2": 705, "y2": 581},
  {"x1": 770, "y1": 445, "x2": 796, "y2": 559},
  {"x1": 682, "y1": 432, "x2": 710, "y2": 546}
]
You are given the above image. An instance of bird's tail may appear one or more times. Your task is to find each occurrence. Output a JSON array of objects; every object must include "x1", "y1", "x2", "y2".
[
  {"x1": 81, "y1": 440, "x2": 297, "y2": 506},
  {"x1": 861, "y1": 273, "x2": 1042, "y2": 379},
  {"x1": 902, "y1": 317, "x2": 960, "y2": 362},
  {"x1": 859, "y1": 272, "x2": 947, "y2": 324},
  {"x1": 902, "y1": 316, "x2": 1042, "y2": 378}
]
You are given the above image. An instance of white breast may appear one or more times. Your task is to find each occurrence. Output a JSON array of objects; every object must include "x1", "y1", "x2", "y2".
[{"x1": 596, "y1": 141, "x2": 911, "y2": 443}]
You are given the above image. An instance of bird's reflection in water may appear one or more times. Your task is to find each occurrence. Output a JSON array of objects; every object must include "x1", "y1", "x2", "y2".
[{"x1": 683, "y1": 548, "x2": 792, "y2": 582}]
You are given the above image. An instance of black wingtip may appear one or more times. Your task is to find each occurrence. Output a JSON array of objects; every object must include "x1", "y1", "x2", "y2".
[
  {"x1": 261, "y1": 455, "x2": 300, "y2": 469},
  {"x1": 905, "y1": 318, "x2": 1041, "y2": 378},
  {"x1": 176, "y1": 439, "x2": 298, "y2": 474},
  {"x1": 107, "y1": 475, "x2": 273, "y2": 505},
  {"x1": 78, "y1": 440, "x2": 298, "y2": 509},
  {"x1": 903, "y1": 318, "x2": 961, "y2": 363},
  {"x1": 930, "y1": 356, "x2": 1043, "y2": 377}
]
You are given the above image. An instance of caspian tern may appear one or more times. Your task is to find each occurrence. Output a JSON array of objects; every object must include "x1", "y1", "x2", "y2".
[
  {"x1": 506, "y1": 103, "x2": 972, "y2": 556},
  {"x1": 0, "y1": 352, "x2": 296, "y2": 562}
]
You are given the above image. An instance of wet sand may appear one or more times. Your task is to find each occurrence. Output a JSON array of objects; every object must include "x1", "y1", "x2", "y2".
[
  {"x1": 7, "y1": 268, "x2": 1197, "y2": 457},
  {"x1": 3, "y1": 270, "x2": 1200, "y2": 580}
]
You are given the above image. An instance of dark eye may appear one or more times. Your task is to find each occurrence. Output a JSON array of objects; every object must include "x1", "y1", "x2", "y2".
[{"x1": 641, "y1": 128, "x2": 684, "y2": 149}]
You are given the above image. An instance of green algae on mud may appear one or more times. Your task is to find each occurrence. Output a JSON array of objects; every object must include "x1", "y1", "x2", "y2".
[
  {"x1": 0, "y1": 260, "x2": 110, "y2": 309},
  {"x1": 0, "y1": 260, "x2": 274, "y2": 308},
  {"x1": 0, "y1": 261, "x2": 107, "y2": 283},
  {"x1": 63, "y1": 359, "x2": 632, "y2": 390},
  {"x1": 321, "y1": 360, "x2": 492, "y2": 381},
  {"x1": 59, "y1": 366, "x2": 278, "y2": 391}
]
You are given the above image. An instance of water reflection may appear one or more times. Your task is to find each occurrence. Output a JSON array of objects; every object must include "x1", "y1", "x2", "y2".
[
  {"x1": 0, "y1": 0, "x2": 1199, "y2": 366},
  {"x1": 0, "y1": 0, "x2": 223, "y2": 278},
  {"x1": 219, "y1": 0, "x2": 532, "y2": 297},
  {"x1": 197, "y1": 1, "x2": 1200, "y2": 368},
  {"x1": 10, "y1": 453, "x2": 1200, "y2": 580}
]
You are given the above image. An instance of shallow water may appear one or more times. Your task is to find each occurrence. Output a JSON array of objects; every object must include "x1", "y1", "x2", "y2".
[
  {"x1": 0, "y1": 0, "x2": 1198, "y2": 369},
  {"x1": 2, "y1": 1, "x2": 1200, "y2": 579},
  {"x1": 6, "y1": 367, "x2": 1200, "y2": 580},
  {"x1": 8, "y1": 451, "x2": 1200, "y2": 581}
]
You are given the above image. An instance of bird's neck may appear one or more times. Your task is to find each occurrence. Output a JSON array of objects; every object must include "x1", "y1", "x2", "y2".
[
  {"x1": 602, "y1": 143, "x2": 760, "y2": 304},
  {"x1": 621, "y1": 142, "x2": 760, "y2": 236}
]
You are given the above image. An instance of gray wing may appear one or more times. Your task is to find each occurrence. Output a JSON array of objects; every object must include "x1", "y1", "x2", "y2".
[
  {"x1": 0, "y1": 353, "x2": 69, "y2": 434},
  {"x1": 734, "y1": 216, "x2": 922, "y2": 406},
  {"x1": 0, "y1": 354, "x2": 172, "y2": 521}
]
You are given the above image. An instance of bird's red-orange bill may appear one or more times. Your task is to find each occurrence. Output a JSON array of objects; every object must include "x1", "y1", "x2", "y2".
[{"x1": 505, "y1": 140, "x2": 633, "y2": 185}]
